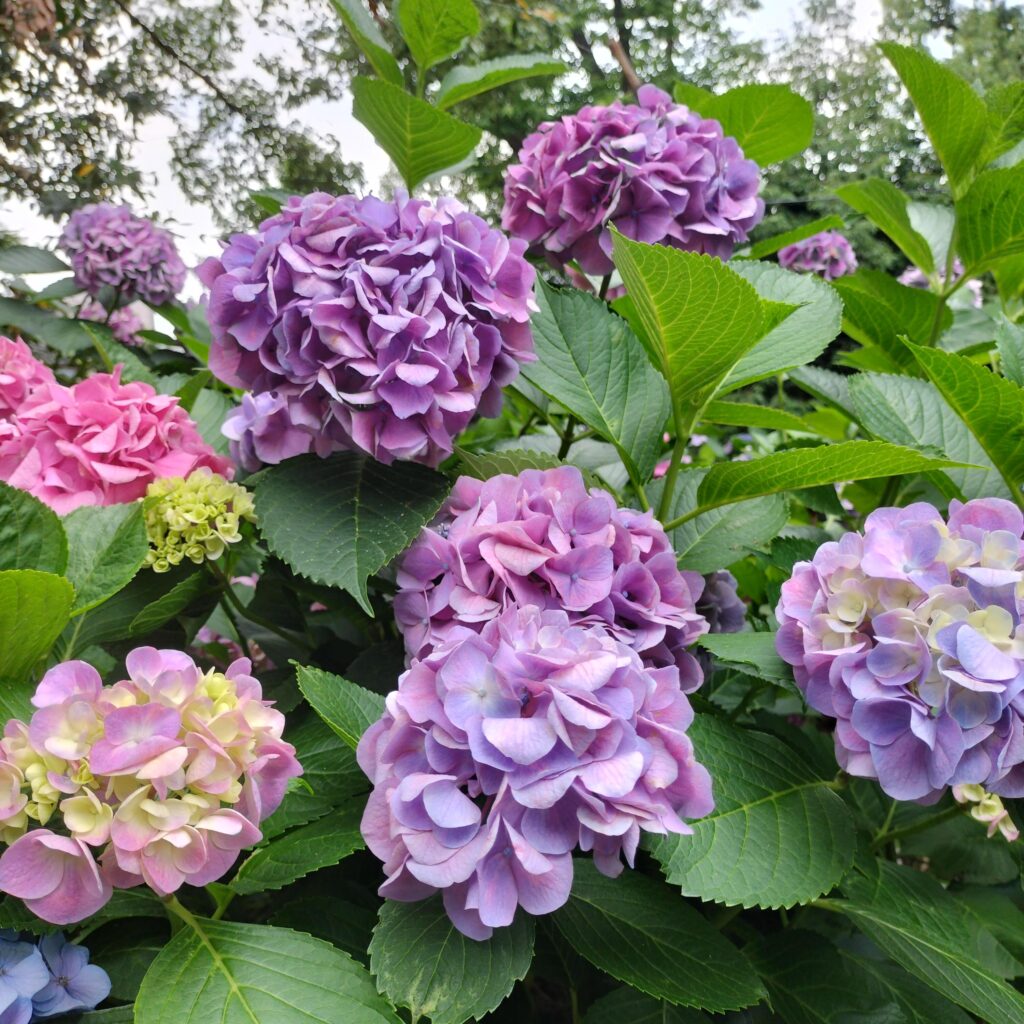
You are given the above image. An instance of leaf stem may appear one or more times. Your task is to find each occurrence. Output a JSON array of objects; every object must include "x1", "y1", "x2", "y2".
[
  {"x1": 656, "y1": 433, "x2": 688, "y2": 522},
  {"x1": 874, "y1": 798, "x2": 898, "y2": 842},
  {"x1": 598, "y1": 274, "x2": 612, "y2": 301},
  {"x1": 206, "y1": 562, "x2": 304, "y2": 646},
  {"x1": 557, "y1": 416, "x2": 577, "y2": 459},
  {"x1": 869, "y1": 803, "x2": 965, "y2": 852}
]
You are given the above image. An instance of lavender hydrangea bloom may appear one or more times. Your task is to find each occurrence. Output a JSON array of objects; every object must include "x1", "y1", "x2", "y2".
[
  {"x1": 502, "y1": 84, "x2": 763, "y2": 275},
  {"x1": 698, "y1": 570, "x2": 747, "y2": 635},
  {"x1": 222, "y1": 392, "x2": 322, "y2": 473},
  {"x1": 777, "y1": 231, "x2": 857, "y2": 280},
  {"x1": 395, "y1": 466, "x2": 709, "y2": 688},
  {"x1": 776, "y1": 498, "x2": 1024, "y2": 802},
  {"x1": 58, "y1": 204, "x2": 186, "y2": 305},
  {"x1": 198, "y1": 192, "x2": 536, "y2": 468},
  {"x1": 358, "y1": 605, "x2": 713, "y2": 939},
  {"x1": 32, "y1": 934, "x2": 110, "y2": 1018},
  {"x1": 899, "y1": 258, "x2": 983, "y2": 309}
]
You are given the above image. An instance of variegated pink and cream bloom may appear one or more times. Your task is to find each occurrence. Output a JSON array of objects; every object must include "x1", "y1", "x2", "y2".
[{"x1": 0, "y1": 648, "x2": 301, "y2": 923}]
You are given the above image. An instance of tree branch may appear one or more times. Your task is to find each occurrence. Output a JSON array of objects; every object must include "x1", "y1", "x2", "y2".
[{"x1": 609, "y1": 38, "x2": 641, "y2": 96}]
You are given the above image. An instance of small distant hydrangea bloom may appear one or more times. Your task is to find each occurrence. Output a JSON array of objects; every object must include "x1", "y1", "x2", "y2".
[
  {"x1": 698, "y1": 571, "x2": 747, "y2": 635},
  {"x1": 395, "y1": 466, "x2": 709, "y2": 688},
  {"x1": 32, "y1": 933, "x2": 111, "y2": 1018},
  {"x1": 899, "y1": 258, "x2": 983, "y2": 309},
  {"x1": 358, "y1": 605, "x2": 713, "y2": 938},
  {"x1": 0, "y1": 932, "x2": 49, "y2": 1024},
  {"x1": 0, "y1": 649, "x2": 301, "y2": 923},
  {"x1": 222, "y1": 392, "x2": 322, "y2": 473},
  {"x1": 777, "y1": 231, "x2": 857, "y2": 281},
  {"x1": 78, "y1": 301, "x2": 146, "y2": 347},
  {"x1": 144, "y1": 468, "x2": 256, "y2": 572},
  {"x1": 776, "y1": 498, "x2": 1024, "y2": 802},
  {"x1": 58, "y1": 204, "x2": 186, "y2": 305},
  {"x1": 199, "y1": 192, "x2": 536, "y2": 468},
  {"x1": 0, "y1": 369, "x2": 231, "y2": 514},
  {"x1": 0, "y1": 337, "x2": 53, "y2": 420},
  {"x1": 502, "y1": 84, "x2": 763, "y2": 275}
]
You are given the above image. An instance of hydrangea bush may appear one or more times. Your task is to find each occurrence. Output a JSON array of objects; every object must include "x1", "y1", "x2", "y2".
[{"x1": 0, "y1": 11, "x2": 1023, "y2": 1024}]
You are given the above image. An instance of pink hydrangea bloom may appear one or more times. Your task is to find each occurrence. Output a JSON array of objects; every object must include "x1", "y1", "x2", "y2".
[
  {"x1": 0, "y1": 336, "x2": 54, "y2": 419},
  {"x1": 395, "y1": 466, "x2": 709, "y2": 688},
  {"x1": 0, "y1": 648, "x2": 301, "y2": 923},
  {"x1": 359, "y1": 606, "x2": 713, "y2": 938},
  {"x1": 78, "y1": 301, "x2": 146, "y2": 347},
  {"x1": 777, "y1": 230, "x2": 857, "y2": 280},
  {"x1": 0, "y1": 368, "x2": 231, "y2": 514}
]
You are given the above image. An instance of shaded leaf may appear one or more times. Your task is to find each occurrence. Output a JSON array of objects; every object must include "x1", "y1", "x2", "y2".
[
  {"x1": 584, "y1": 987, "x2": 709, "y2": 1024},
  {"x1": 0, "y1": 244, "x2": 69, "y2": 274},
  {"x1": 328, "y1": 0, "x2": 404, "y2": 85},
  {"x1": 0, "y1": 482, "x2": 67, "y2": 574},
  {"x1": 740, "y1": 215, "x2": 845, "y2": 261},
  {"x1": 0, "y1": 569, "x2": 74, "y2": 680},
  {"x1": 996, "y1": 316, "x2": 1024, "y2": 385},
  {"x1": 295, "y1": 665, "x2": 384, "y2": 751},
  {"x1": 436, "y1": 54, "x2": 565, "y2": 109},
  {"x1": 958, "y1": 165, "x2": 1024, "y2": 274},
  {"x1": 396, "y1": 0, "x2": 479, "y2": 71},
  {"x1": 835, "y1": 178, "x2": 934, "y2": 271}
]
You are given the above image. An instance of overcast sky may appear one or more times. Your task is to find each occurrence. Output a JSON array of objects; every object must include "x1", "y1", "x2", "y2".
[{"x1": 0, "y1": 0, "x2": 883, "y2": 295}]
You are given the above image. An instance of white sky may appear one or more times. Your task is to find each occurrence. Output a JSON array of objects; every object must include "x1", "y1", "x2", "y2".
[{"x1": 0, "y1": 0, "x2": 883, "y2": 294}]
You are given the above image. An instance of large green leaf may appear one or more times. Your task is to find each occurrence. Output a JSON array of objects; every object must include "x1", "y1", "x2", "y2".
[
  {"x1": 833, "y1": 861, "x2": 1024, "y2": 1024},
  {"x1": 985, "y1": 82, "x2": 1024, "y2": 164},
  {"x1": 369, "y1": 896, "x2": 535, "y2": 1024},
  {"x1": 682, "y1": 441, "x2": 961, "y2": 520},
  {"x1": 881, "y1": 42, "x2": 988, "y2": 197},
  {"x1": 352, "y1": 77, "x2": 482, "y2": 191},
  {"x1": 610, "y1": 234, "x2": 784, "y2": 425},
  {"x1": 552, "y1": 860, "x2": 765, "y2": 1012},
  {"x1": 748, "y1": 931, "x2": 903, "y2": 1024},
  {"x1": 584, "y1": 987, "x2": 709, "y2": 1024},
  {"x1": 271, "y1": 895, "x2": 375, "y2": 964},
  {"x1": 328, "y1": 0, "x2": 403, "y2": 85},
  {"x1": 0, "y1": 296, "x2": 100, "y2": 354},
  {"x1": 673, "y1": 82, "x2": 814, "y2": 165},
  {"x1": 693, "y1": 631, "x2": 792, "y2": 685},
  {"x1": 996, "y1": 316, "x2": 1024, "y2": 386},
  {"x1": 831, "y1": 270, "x2": 951, "y2": 367},
  {"x1": 835, "y1": 178, "x2": 935, "y2": 272},
  {"x1": 740, "y1": 215, "x2": 845, "y2": 261},
  {"x1": 63, "y1": 502, "x2": 149, "y2": 615},
  {"x1": 436, "y1": 54, "x2": 565, "y2": 109},
  {"x1": 0, "y1": 482, "x2": 67, "y2": 574},
  {"x1": 456, "y1": 446, "x2": 593, "y2": 485},
  {"x1": 649, "y1": 716, "x2": 854, "y2": 908},
  {"x1": 701, "y1": 400, "x2": 809, "y2": 433},
  {"x1": 134, "y1": 918, "x2": 401, "y2": 1023},
  {"x1": 909, "y1": 342, "x2": 1024, "y2": 500},
  {"x1": 396, "y1": 0, "x2": 479, "y2": 71},
  {"x1": 0, "y1": 244, "x2": 69, "y2": 274},
  {"x1": 0, "y1": 570, "x2": 74, "y2": 680},
  {"x1": 957, "y1": 165, "x2": 1024, "y2": 274},
  {"x1": 656, "y1": 469, "x2": 788, "y2": 574},
  {"x1": 231, "y1": 804, "x2": 364, "y2": 894},
  {"x1": 295, "y1": 665, "x2": 385, "y2": 750},
  {"x1": 907, "y1": 201, "x2": 955, "y2": 270},
  {"x1": 849, "y1": 372, "x2": 1012, "y2": 500},
  {"x1": 722, "y1": 261, "x2": 842, "y2": 391},
  {"x1": 522, "y1": 280, "x2": 671, "y2": 484},
  {"x1": 254, "y1": 452, "x2": 449, "y2": 616}
]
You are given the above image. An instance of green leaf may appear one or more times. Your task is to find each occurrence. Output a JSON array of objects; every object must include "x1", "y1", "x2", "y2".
[
  {"x1": 0, "y1": 482, "x2": 67, "y2": 574},
  {"x1": 352, "y1": 77, "x2": 482, "y2": 191},
  {"x1": 831, "y1": 270, "x2": 951, "y2": 367},
  {"x1": 552, "y1": 860, "x2": 765, "y2": 1012},
  {"x1": 656, "y1": 469, "x2": 788, "y2": 574},
  {"x1": 174, "y1": 370, "x2": 212, "y2": 413},
  {"x1": 456, "y1": 446, "x2": 588, "y2": 483},
  {"x1": 522, "y1": 280, "x2": 671, "y2": 483},
  {"x1": 232, "y1": 804, "x2": 364, "y2": 894},
  {"x1": 295, "y1": 665, "x2": 385, "y2": 750},
  {"x1": 835, "y1": 178, "x2": 935, "y2": 272},
  {"x1": 63, "y1": 502, "x2": 149, "y2": 615},
  {"x1": 650, "y1": 716, "x2": 854, "y2": 908},
  {"x1": 689, "y1": 441, "x2": 962, "y2": 518},
  {"x1": 30, "y1": 277, "x2": 82, "y2": 301},
  {"x1": 907, "y1": 201, "x2": 956, "y2": 270},
  {"x1": 255, "y1": 452, "x2": 449, "y2": 616},
  {"x1": 328, "y1": 0, "x2": 404, "y2": 85},
  {"x1": 984, "y1": 82, "x2": 1024, "y2": 164},
  {"x1": 790, "y1": 366, "x2": 859, "y2": 421},
  {"x1": 436, "y1": 54, "x2": 565, "y2": 109},
  {"x1": 834, "y1": 860, "x2": 1024, "y2": 1024},
  {"x1": 748, "y1": 931, "x2": 903, "y2": 1024},
  {"x1": 127, "y1": 569, "x2": 210, "y2": 635},
  {"x1": 80, "y1": 322, "x2": 159, "y2": 386},
  {"x1": 584, "y1": 987, "x2": 710, "y2": 1024},
  {"x1": 0, "y1": 244, "x2": 69, "y2": 274},
  {"x1": 271, "y1": 895, "x2": 375, "y2": 964},
  {"x1": 909, "y1": 342, "x2": 1024, "y2": 500},
  {"x1": 397, "y1": 0, "x2": 479, "y2": 71},
  {"x1": 996, "y1": 316, "x2": 1024, "y2": 385},
  {"x1": 90, "y1": 919, "x2": 166, "y2": 1002},
  {"x1": 722, "y1": 261, "x2": 842, "y2": 391},
  {"x1": 849, "y1": 372, "x2": 1011, "y2": 500},
  {"x1": 693, "y1": 631, "x2": 792, "y2": 684},
  {"x1": 881, "y1": 42, "x2": 989, "y2": 197},
  {"x1": 369, "y1": 896, "x2": 535, "y2": 1024},
  {"x1": 672, "y1": 83, "x2": 813, "y2": 165},
  {"x1": 134, "y1": 918, "x2": 401, "y2": 1024},
  {"x1": 701, "y1": 400, "x2": 809, "y2": 433},
  {"x1": 610, "y1": 234, "x2": 782, "y2": 424},
  {"x1": 190, "y1": 389, "x2": 233, "y2": 458},
  {"x1": 0, "y1": 296, "x2": 96, "y2": 354},
  {"x1": 957, "y1": 165, "x2": 1024, "y2": 274},
  {"x1": 0, "y1": 570, "x2": 74, "y2": 680},
  {"x1": 740, "y1": 215, "x2": 845, "y2": 260}
]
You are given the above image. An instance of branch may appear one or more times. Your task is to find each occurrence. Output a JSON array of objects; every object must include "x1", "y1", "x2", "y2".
[{"x1": 609, "y1": 38, "x2": 641, "y2": 96}]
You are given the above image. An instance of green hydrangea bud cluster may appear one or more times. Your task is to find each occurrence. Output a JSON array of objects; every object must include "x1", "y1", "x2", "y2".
[{"x1": 144, "y1": 468, "x2": 256, "y2": 572}]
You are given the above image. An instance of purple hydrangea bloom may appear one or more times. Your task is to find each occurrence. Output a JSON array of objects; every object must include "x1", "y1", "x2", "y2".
[
  {"x1": 899, "y1": 258, "x2": 983, "y2": 309},
  {"x1": 395, "y1": 466, "x2": 709, "y2": 688},
  {"x1": 776, "y1": 498, "x2": 1024, "y2": 802},
  {"x1": 698, "y1": 570, "x2": 747, "y2": 635},
  {"x1": 78, "y1": 301, "x2": 146, "y2": 347},
  {"x1": 777, "y1": 231, "x2": 858, "y2": 281},
  {"x1": 32, "y1": 933, "x2": 110, "y2": 1018},
  {"x1": 198, "y1": 192, "x2": 536, "y2": 468},
  {"x1": 358, "y1": 605, "x2": 713, "y2": 939},
  {"x1": 58, "y1": 204, "x2": 186, "y2": 305},
  {"x1": 502, "y1": 84, "x2": 764, "y2": 275},
  {"x1": 222, "y1": 391, "x2": 322, "y2": 473}
]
